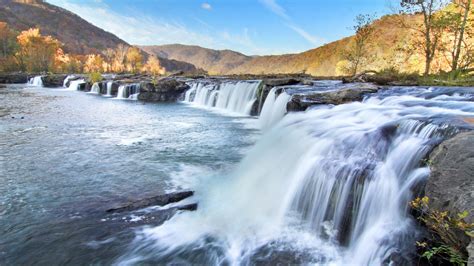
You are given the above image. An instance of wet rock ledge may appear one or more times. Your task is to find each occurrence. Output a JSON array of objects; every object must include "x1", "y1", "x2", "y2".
[
  {"x1": 138, "y1": 79, "x2": 190, "y2": 102},
  {"x1": 425, "y1": 131, "x2": 474, "y2": 264}
]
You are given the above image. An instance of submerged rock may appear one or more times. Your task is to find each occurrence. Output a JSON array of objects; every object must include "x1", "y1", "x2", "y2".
[
  {"x1": 106, "y1": 191, "x2": 195, "y2": 213},
  {"x1": 287, "y1": 83, "x2": 379, "y2": 111},
  {"x1": 138, "y1": 79, "x2": 190, "y2": 102},
  {"x1": 425, "y1": 131, "x2": 474, "y2": 263}
]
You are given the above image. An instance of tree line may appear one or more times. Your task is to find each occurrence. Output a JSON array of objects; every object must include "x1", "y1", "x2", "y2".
[
  {"x1": 341, "y1": 0, "x2": 474, "y2": 77},
  {"x1": 0, "y1": 23, "x2": 166, "y2": 75}
]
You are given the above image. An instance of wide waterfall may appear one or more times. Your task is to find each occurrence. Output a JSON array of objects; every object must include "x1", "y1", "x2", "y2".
[
  {"x1": 116, "y1": 83, "x2": 141, "y2": 100},
  {"x1": 28, "y1": 76, "x2": 43, "y2": 87},
  {"x1": 259, "y1": 87, "x2": 292, "y2": 130},
  {"x1": 118, "y1": 87, "x2": 474, "y2": 265},
  {"x1": 67, "y1": 79, "x2": 85, "y2": 90},
  {"x1": 184, "y1": 80, "x2": 261, "y2": 116}
]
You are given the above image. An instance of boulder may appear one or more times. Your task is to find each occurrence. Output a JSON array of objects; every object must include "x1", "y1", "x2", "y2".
[
  {"x1": 42, "y1": 74, "x2": 67, "y2": 87},
  {"x1": 425, "y1": 131, "x2": 474, "y2": 262},
  {"x1": 262, "y1": 78, "x2": 300, "y2": 87},
  {"x1": 138, "y1": 79, "x2": 190, "y2": 102},
  {"x1": 287, "y1": 83, "x2": 379, "y2": 112},
  {"x1": 0, "y1": 72, "x2": 28, "y2": 84}
]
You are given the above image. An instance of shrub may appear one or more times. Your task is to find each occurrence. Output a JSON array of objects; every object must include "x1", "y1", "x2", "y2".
[
  {"x1": 410, "y1": 196, "x2": 473, "y2": 265},
  {"x1": 89, "y1": 72, "x2": 102, "y2": 83}
]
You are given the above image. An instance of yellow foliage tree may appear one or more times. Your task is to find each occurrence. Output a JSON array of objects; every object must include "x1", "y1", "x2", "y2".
[
  {"x1": 142, "y1": 55, "x2": 166, "y2": 75},
  {"x1": 0, "y1": 22, "x2": 19, "y2": 71},
  {"x1": 84, "y1": 54, "x2": 105, "y2": 73},
  {"x1": 126, "y1": 46, "x2": 143, "y2": 73},
  {"x1": 15, "y1": 28, "x2": 62, "y2": 72}
]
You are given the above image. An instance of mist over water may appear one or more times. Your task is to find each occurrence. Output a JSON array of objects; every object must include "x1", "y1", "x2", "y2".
[{"x1": 118, "y1": 86, "x2": 474, "y2": 265}]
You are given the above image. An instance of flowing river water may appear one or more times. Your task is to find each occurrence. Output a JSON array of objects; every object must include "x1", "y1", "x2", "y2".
[{"x1": 1, "y1": 81, "x2": 473, "y2": 265}]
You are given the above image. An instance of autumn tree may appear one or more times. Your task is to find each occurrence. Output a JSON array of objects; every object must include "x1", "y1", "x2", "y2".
[
  {"x1": 399, "y1": 0, "x2": 449, "y2": 75},
  {"x1": 142, "y1": 55, "x2": 165, "y2": 75},
  {"x1": 15, "y1": 28, "x2": 62, "y2": 72},
  {"x1": 84, "y1": 54, "x2": 105, "y2": 73},
  {"x1": 0, "y1": 22, "x2": 19, "y2": 71},
  {"x1": 342, "y1": 14, "x2": 375, "y2": 76},
  {"x1": 438, "y1": 0, "x2": 474, "y2": 72},
  {"x1": 112, "y1": 44, "x2": 128, "y2": 72},
  {"x1": 102, "y1": 48, "x2": 115, "y2": 72},
  {"x1": 126, "y1": 46, "x2": 143, "y2": 73}
]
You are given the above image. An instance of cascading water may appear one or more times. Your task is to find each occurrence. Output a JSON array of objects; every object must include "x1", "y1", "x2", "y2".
[
  {"x1": 259, "y1": 87, "x2": 292, "y2": 130},
  {"x1": 28, "y1": 76, "x2": 43, "y2": 87},
  {"x1": 118, "y1": 87, "x2": 474, "y2": 265},
  {"x1": 116, "y1": 83, "x2": 141, "y2": 100},
  {"x1": 67, "y1": 79, "x2": 85, "y2": 90},
  {"x1": 90, "y1": 82, "x2": 101, "y2": 94},
  {"x1": 184, "y1": 80, "x2": 261, "y2": 116},
  {"x1": 105, "y1": 81, "x2": 113, "y2": 97},
  {"x1": 63, "y1": 75, "x2": 75, "y2": 87}
]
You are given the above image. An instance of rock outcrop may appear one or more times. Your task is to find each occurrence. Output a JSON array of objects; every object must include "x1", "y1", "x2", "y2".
[
  {"x1": 106, "y1": 191, "x2": 195, "y2": 213},
  {"x1": 0, "y1": 72, "x2": 28, "y2": 84},
  {"x1": 287, "y1": 83, "x2": 379, "y2": 112},
  {"x1": 138, "y1": 79, "x2": 190, "y2": 102},
  {"x1": 42, "y1": 74, "x2": 67, "y2": 87},
  {"x1": 425, "y1": 131, "x2": 474, "y2": 264}
]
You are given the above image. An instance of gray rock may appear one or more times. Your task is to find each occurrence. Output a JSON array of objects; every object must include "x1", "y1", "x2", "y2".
[
  {"x1": 0, "y1": 72, "x2": 28, "y2": 84},
  {"x1": 42, "y1": 74, "x2": 67, "y2": 87},
  {"x1": 138, "y1": 79, "x2": 189, "y2": 102},
  {"x1": 106, "y1": 191, "x2": 195, "y2": 213},
  {"x1": 287, "y1": 83, "x2": 379, "y2": 111},
  {"x1": 426, "y1": 131, "x2": 474, "y2": 263}
]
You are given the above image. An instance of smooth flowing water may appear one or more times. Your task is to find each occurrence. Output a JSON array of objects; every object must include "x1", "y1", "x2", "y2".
[
  {"x1": 28, "y1": 76, "x2": 44, "y2": 87},
  {"x1": 1, "y1": 82, "x2": 473, "y2": 265},
  {"x1": 119, "y1": 86, "x2": 474, "y2": 265},
  {"x1": 184, "y1": 80, "x2": 260, "y2": 116},
  {"x1": 0, "y1": 84, "x2": 257, "y2": 265}
]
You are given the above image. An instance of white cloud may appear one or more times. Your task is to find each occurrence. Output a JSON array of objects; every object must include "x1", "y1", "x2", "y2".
[
  {"x1": 259, "y1": 0, "x2": 323, "y2": 47},
  {"x1": 286, "y1": 24, "x2": 322, "y2": 46},
  {"x1": 201, "y1": 3, "x2": 212, "y2": 10},
  {"x1": 258, "y1": 0, "x2": 289, "y2": 20},
  {"x1": 45, "y1": 0, "x2": 291, "y2": 55}
]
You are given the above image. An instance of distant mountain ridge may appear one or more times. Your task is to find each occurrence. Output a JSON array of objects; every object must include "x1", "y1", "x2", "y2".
[
  {"x1": 140, "y1": 44, "x2": 252, "y2": 75},
  {"x1": 0, "y1": 0, "x2": 197, "y2": 72},
  {"x1": 142, "y1": 15, "x2": 423, "y2": 76}
]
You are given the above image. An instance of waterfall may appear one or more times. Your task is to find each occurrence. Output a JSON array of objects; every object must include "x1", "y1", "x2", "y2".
[
  {"x1": 259, "y1": 87, "x2": 292, "y2": 130},
  {"x1": 184, "y1": 80, "x2": 260, "y2": 116},
  {"x1": 63, "y1": 75, "x2": 75, "y2": 87},
  {"x1": 90, "y1": 82, "x2": 101, "y2": 94},
  {"x1": 28, "y1": 76, "x2": 43, "y2": 87},
  {"x1": 118, "y1": 88, "x2": 474, "y2": 265},
  {"x1": 116, "y1": 83, "x2": 141, "y2": 100},
  {"x1": 105, "y1": 82, "x2": 113, "y2": 97},
  {"x1": 67, "y1": 79, "x2": 85, "y2": 91}
]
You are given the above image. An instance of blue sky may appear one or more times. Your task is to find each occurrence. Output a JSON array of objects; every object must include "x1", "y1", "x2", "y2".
[{"x1": 46, "y1": 0, "x2": 395, "y2": 55}]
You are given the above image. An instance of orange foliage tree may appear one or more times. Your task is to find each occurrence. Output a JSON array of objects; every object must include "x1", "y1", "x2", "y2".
[
  {"x1": 15, "y1": 28, "x2": 62, "y2": 72},
  {"x1": 0, "y1": 22, "x2": 19, "y2": 71},
  {"x1": 142, "y1": 55, "x2": 165, "y2": 75}
]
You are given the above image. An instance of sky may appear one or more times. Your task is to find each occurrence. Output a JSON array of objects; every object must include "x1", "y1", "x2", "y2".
[{"x1": 46, "y1": 0, "x2": 396, "y2": 55}]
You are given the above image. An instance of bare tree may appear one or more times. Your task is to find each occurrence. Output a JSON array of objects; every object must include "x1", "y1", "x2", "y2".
[
  {"x1": 449, "y1": 0, "x2": 472, "y2": 71},
  {"x1": 343, "y1": 14, "x2": 375, "y2": 76},
  {"x1": 399, "y1": 0, "x2": 449, "y2": 75}
]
